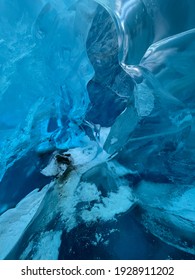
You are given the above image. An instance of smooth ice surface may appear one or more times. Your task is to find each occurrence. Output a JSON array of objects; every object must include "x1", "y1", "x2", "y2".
[
  {"x1": 135, "y1": 181, "x2": 195, "y2": 255},
  {"x1": 0, "y1": 0, "x2": 195, "y2": 259}
]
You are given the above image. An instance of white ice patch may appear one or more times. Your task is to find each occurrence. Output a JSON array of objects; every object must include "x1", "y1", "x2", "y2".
[
  {"x1": 99, "y1": 127, "x2": 111, "y2": 146},
  {"x1": 41, "y1": 157, "x2": 61, "y2": 176},
  {"x1": 58, "y1": 164, "x2": 135, "y2": 231},
  {"x1": 0, "y1": 183, "x2": 51, "y2": 259},
  {"x1": 68, "y1": 142, "x2": 98, "y2": 166},
  {"x1": 111, "y1": 137, "x2": 118, "y2": 145},
  {"x1": 41, "y1": 154, "x2": 69, "y2": 177},
  {"x1": 41, "y1": 140, "x2": 99, "y2": 177},
  {"x1": 58, "y1": 175, "x2": 101, "y2": 232},
  {"x1": 58, "y1": 170, "x2": 81, "y2": 232},
  {"x1": 77, "y1": 182, "x2": 101, "y2": 202},
  {"x1": 81, "y1": 185, "x2": 134, "y2": 223},
  {"x1": 21, "y1": 230, "x2": 62, "y2": 260},
  {"x1": 135, "y1": 83, "x2": 154, "y2": 117}
]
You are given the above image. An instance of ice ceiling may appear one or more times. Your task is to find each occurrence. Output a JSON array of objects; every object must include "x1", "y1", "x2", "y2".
[{"x1": 0, "y1": 0, "x2": 195, "y2": 259}]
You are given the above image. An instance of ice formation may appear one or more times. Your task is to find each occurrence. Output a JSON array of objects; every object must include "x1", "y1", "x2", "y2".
[{"x1": 0, "y1": 0, "x2": 195, "y2": 259}]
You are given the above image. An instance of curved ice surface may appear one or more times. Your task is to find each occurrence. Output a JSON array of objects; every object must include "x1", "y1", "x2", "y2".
[
  {"x1": 0, "y1": 0, "x2": 97, "y2": 179},
  {"x1": 0, "y1": 0, "x2": 195, "y2": 259}
]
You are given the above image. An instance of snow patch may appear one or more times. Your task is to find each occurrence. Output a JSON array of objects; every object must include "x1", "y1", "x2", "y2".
[
  {"x1": 81, "y1": 185, "x2": 134, "y2": 222},
  {"x1": 77, "y1": 182, "x2": 101, "y2": 202},
  {"x1": 68, "y1": 142, "x2": 98, "y2": 166},
  {"x1": 41, "y1": 157, "x2": 62, "y2": 177}
]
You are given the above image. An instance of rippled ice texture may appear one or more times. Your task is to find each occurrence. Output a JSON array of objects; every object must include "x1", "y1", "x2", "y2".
[{"x1": 0, "y1": 0, "x2": 195, "y2": 259}]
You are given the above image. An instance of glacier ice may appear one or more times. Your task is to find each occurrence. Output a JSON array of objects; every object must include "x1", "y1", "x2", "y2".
[{"x1": 0, "y1": 0, "x2": 195, "y2": 259}]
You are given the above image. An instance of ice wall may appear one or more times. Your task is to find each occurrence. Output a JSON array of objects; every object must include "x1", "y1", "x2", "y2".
[
  {"x1": 0, "y1": 0, "x2": 97, "y2": 180},
  {"x1": 0, "y1": 0, "x2": 195, "y2": 259}
]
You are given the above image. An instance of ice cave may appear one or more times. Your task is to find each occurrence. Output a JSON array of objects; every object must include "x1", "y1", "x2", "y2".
[{"x1": 0, "y1": 0, "x2": 195, "y2": 260}]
